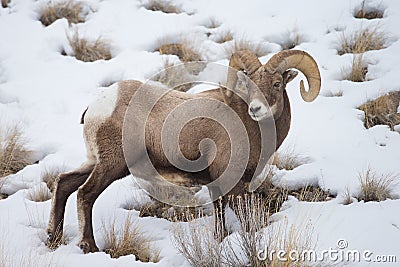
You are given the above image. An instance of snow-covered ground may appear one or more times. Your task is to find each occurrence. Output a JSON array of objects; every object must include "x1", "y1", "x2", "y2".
[{"x1": 1, "y1": 0, "x2": 400, "y2": 266}]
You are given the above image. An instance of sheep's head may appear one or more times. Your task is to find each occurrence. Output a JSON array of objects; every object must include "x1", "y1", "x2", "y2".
[{"x1": 223, "y1": 50, "x2": 321, "y2": 121}]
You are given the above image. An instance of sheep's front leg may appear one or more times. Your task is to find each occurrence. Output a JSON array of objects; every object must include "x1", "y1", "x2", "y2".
[
  {"x1": 46, "y1": 162, "x2": 94, "y2": 248},
  {"x1": 76, "y1": 162, "x2": 129, "y2": 253}
]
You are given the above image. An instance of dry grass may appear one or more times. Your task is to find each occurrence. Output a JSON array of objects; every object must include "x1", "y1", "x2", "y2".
[
  {"x1": 171, "y1": 210, "x2": 222, "y2": 267},
  {"x1": 224, "y1": 38, "x2": 268, "y2": 58},
  {"x1": 358, "y1": 168, "x2": 399, "y2": 202},
  {"x1": 358, "y1": 91, "x2": 400, "y2": 130},
  {"x1": 137, "y1": 182, "x2": 205, "y2": 220},
  {"x1": 150, "y1": 58, "x2": 197, "y2": 92},
  {"x1": 156, "y1": 42, "x2": 203, "y2": 63},
  {"x1": 354, "y1": 0, "x2": 385, "y2": 19},
  {"x1": 41, "y1": 166, "x2": 65, "y2": 193},
  {"x1": 27, "y1": 184, "x2": 52, "y2": 202},
  {"x1": 214, "y1": 30, "x2": 234, "y2": 44},
  {"x1": 102, "y1": 215, "x2": 160, "y2": 262},
  {"x1": 342, "y1": 54, "x2": 368, "y2": 82},
  {"x1": 39, "y1": 0, "x2": 86, "y2": 26},
  {"x1": 273, "y1": 147, "x2": 305, "y2": 171},
  {"x1": 280, "y1": 30, "x2": 304, "y2": 50},
  {"x1": 338, "y1": 26, "x2": 387, "y2": 55},
  {"x1": 143, "y1": 0, "x2": 182, "y2": 14},
  {"x1": 205, "y1": 17, "x2": 221, "y2": 29},
  {"x1": 0, "y1": 125, "x2": 33, "y2": 179},
  {"x1": 172, "y1": 194, "x2": 317, "y2": 267},
  {"x1": 341, "y1": 187, "x2": 354, "y2": 205},
  {"x1": 67, "y1": 31, "x2": 112, "y2": 62}
]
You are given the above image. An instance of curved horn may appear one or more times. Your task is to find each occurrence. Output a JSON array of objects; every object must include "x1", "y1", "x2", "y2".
[
  {"x1": 265, "y1": 50, "x2": 321, "y2": 102},
  {"x1": 223, "y1": 50, "x2": 262, "y2": 101}
]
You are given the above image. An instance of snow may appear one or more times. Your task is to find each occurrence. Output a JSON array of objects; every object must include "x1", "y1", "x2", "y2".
[{"x1": 1, "y1": 0, "x2": 400, "y2": 266}]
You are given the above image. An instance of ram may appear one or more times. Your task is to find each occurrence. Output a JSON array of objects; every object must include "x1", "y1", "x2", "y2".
[{"x1": 46, "y1": 49, "x2": 321, "y2": 253}]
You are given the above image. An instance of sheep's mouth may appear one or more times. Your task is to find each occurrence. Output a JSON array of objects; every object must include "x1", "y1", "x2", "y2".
[{"x1": 249, "y1": 112, "x2": 272, "y2": 121}]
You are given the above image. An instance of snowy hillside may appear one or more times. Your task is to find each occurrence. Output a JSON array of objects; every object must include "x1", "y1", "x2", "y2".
[{"x1": 1, "y1": 0, "x2": 400, "y2": 266}]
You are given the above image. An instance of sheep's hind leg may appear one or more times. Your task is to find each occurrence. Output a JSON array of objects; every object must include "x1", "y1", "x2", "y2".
[
  {"x1": 76, "y1": 161, "x2": 129, "y2": 253},
  {"x1": 46, "y1": 162, "x2": 95, "y2": 248}
]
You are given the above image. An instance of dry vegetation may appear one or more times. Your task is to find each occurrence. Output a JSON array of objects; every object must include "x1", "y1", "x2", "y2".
[
  {"x1": 156, "y1": 42, "x2": 203, "y2": 63},
  {"x1": 0, "y1": 126, "x2": 32, "y2": 182},
  {"x1": 280, "y1": 30, "x2": 304, "y2": 50},
  {"x1": 342, "y1": 54, "x2": 368, "y2": 82},
  {"x1": 214, "y1": 30, "x2": 234, "y2": 44},
  {"x1": 358, "y1": 91, "x2": 400, "y2": 130},
  {"x1": 358, "y1": 168, "x2": 399, "y2": 202},
  {"x1": 143, "y1": 0, "x2": 182, "y2": 14},
  {"x1": 67, "y1": 31, "x2": 112, "y2": 62},
  {"x1": 150, "y1": 58, "x2": 195, "y2": 92},
  {"x1": 41, "y1": 166, "x2": 65, "y2": 193},
  {"x1": 338, "y1": 26, "x2": 387, "y2": 55},
  {"x1": 225, "y1": 38, "x2": 268, "y2": 58},
  {"x1": 39, "y1": 0, "x2": 86, "y2": 26},
  {"x1": 354, "y1": 0, "x2": 385, "y2": 20},
  {"x1": 172, "y1": 194, "x2": 317, "y2": 267},
  {"x1": 26, "y1": 184, "x2": 52, "y2": 202},
  {"x1": 102, "y1": 215, "x2": 160, "y2": 262},
  {"x1": 273, "y1": 146, "x2": 305, "y2": 171}
]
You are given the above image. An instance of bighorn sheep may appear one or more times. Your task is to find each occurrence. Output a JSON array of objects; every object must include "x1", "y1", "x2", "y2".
[{"x1": 46, "y1": 49, "x2": 321, "y2": 253}]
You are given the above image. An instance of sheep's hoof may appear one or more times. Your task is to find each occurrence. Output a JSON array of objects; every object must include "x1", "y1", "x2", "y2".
[
  {"x1": 78, "y1": 240, "x2": 99, "y2": 254},
  {"x1": 46, "y1": 232, "x2": 62, "y2": 249}
]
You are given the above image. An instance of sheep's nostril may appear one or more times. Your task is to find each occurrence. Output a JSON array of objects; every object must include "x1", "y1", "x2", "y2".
[{"x1": 250, "y1": 106, "x2": 261, "y2": 114}]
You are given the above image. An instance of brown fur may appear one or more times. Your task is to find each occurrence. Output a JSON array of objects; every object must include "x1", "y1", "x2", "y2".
[{"x1": 47, "y1": 50, "x2": 320, "y2": 253}]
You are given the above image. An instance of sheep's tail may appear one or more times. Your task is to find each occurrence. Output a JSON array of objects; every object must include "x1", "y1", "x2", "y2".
[{"x1": 80, "y1": 107, "x2": 88, "y2": 124}]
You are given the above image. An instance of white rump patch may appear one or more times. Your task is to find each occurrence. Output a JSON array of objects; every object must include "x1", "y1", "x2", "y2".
[{"x1": 85, "y1": 83, "x2": 119, "y2": 121}]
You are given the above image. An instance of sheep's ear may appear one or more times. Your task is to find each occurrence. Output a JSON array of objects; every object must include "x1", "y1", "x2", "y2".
[{"x1": 283, "y1": 70, "x2": 298, "y2": 84}]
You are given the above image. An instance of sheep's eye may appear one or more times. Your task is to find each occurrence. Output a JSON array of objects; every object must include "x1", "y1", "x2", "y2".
[{"x1": 273, "y1": 82, "x2": 281, "y2": 89}]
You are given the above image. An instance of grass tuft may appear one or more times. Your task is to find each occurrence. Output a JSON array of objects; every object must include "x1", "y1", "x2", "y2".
[
  {"x1": 354, "y1": 0, "x2": 384, "y2": 20},
  {"x1": 27, "y1": 184, "x2": 52, "y2": 202},
  {"x1": 358, "y1": 91, "x2": 400, "y2": 130},
  {"x1": 280, "y1": 29, "x2": 304, "y2": 50},
  {"x1": 342, "y1": 54, "x2": 368, "y2": 82},
  {"x1": 338, "y1": 26, "x2": 387, "y2": 55},
  {"x1": 143, "y1": 0, "x2": 182, "y2": 14},
  {"x1": 0, "y1": 125, "x2": 33, "y2": 179},
  {"x1": 41, "y1": 166, "x2": 65, "y2": 193},
  {"x1": 102, "y1": 215, "x2": 160, "y2": 262},
  {"x1": 214, "y1": 30, "x2": 234, "y2": 44},
  {"x1": 39, "y1": 0, "x2": 86, "y2": 26},
  {"x1": 273, "y1": 146, "x2": 305, "y2": 171},
  {"x1": 67, "y1": 31, "x2": 112, "y2": 62},
  {"x1": 358, "y1": 168, "x2": 399, "y2": 202},
  {"x1": 156, "y1": 42, "x2": 203, "y2": 63},
  {"x1": 224, "y1": 38, "x2": 268, "y2": 58}
]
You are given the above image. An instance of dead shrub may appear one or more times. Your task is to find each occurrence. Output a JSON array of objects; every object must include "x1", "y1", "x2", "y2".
[
  {"x1": 27, "y1": 184, "x2": 52, "y2": 202},
  {"x1": 41, "y1": 166, "x2": 65, "y2": 193},
  {"x1": 342, "y1": 54, "x2": 368, "y2": 82},
  {"x1": 358, "y1": 91, "x2": 400, "y2": 130},
  {"x1": 0, "y1": 125, "x2": 33, "y2": 178},
  {"x1": 338, "y1": 26, "x2": 387, "y2": 55},
  {"x1": 143, "y1": 0, "x2": 182, "y2": 14},
  {"x1": 224, "y1": 38, "x2": 268, "y2": 58},
  {"x1": 358, "y1": 168, "x2": 399, "y2": 202},
  {"x1": 67, "y1": 31, "x2": 112, "y2": 62},
  {"x1": 102, "y1": 215, "x2": 160, "y2": 262},
  {"x1": 354, "y1": 0, "x2": 384, "y2": 20},
  {"x1": 39, "y1": 0, "x2": 86, "y2": 26}
]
